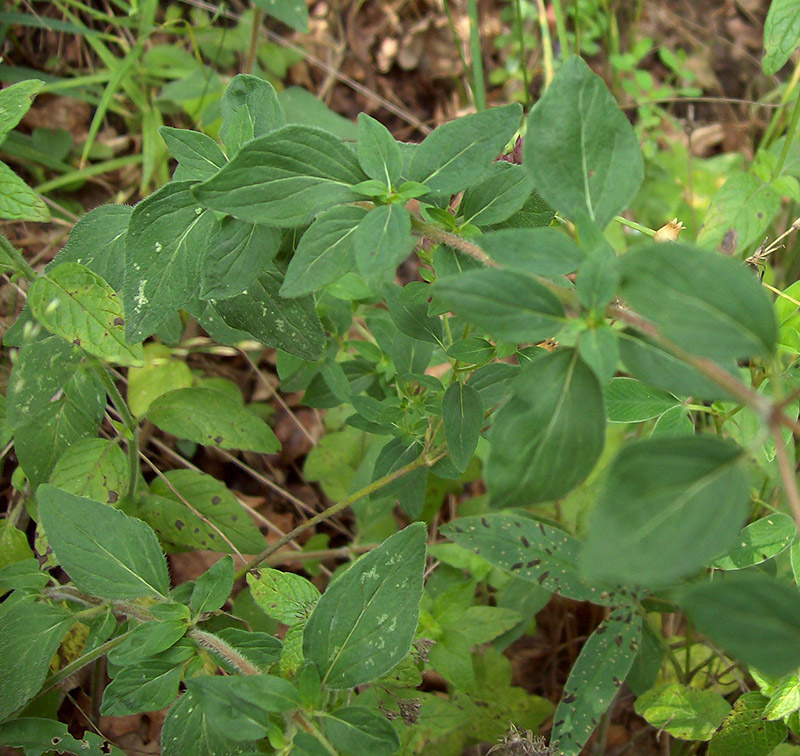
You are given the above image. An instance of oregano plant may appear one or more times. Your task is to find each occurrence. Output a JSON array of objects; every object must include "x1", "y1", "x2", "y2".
[{"x1": 3, "y1": 45, "x2": 800, "y2": 756}]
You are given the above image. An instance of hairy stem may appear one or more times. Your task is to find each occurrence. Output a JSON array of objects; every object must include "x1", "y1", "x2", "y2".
[{"x1": 189, "y1": 628, "x2": 261, "y2": 675}]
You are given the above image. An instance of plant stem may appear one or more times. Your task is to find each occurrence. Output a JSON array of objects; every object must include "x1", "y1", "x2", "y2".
[
  {"x1": 0, "y1": 232, "x2": 36, "y2": 282},
  {"x1": 189, "y1": 628, "x2": 261, "y2": 675},
  {"x1": 245, "y1": 7, "x2": 262, "y2": 75},
  {"x1": 772, "y1": 423, "x2": 800, "y2": 535},
  {"x1": 513, "y1": 0, "x2": 532, "y2": 107},
  {"x1": 614, "y1": 215, "x2": 656, "y2": 236},
  {"x1": 234, "y1": 450, "x2": 444, "y2": 579},
  {"x1": 410, "y1": 217, "x2": 496, "y2": 266},
  {"x1": 466, "y1": 0, "x2": 487, "y2": 111},
  {"x1": 534, "y1": 0, "x2": 554, "y2": 87},
  {"x1": 550, "y1": 0, "x2": 568, "y2": 58}
]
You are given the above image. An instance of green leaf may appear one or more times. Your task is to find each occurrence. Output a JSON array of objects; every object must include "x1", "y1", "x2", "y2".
[
  {"x1": 37, "y1": 485, "x2": 170, "y2": 599},
  {"x1": 28, "y1": 263, "x2": 144, "y2": 366},
  {"x1": 5, "y1": 333, "x2": 82, "y2": 430},
  {"x1": 605, "y1": 377, "x2": 680, "y2": 422},
  {"x1": 487, "y1": 348, "x2": 605, "y2": 504},
  {"x1": 634, "y1": 683, "x2": 731, "y2": 740},
  {"x1": 0, "y1": 161, "x2": 49, "y2": 221},
  {"x1": 712, "y1": 513, "x2": 796, "y2": 570},
  {"x1": 200, "y1": 218, "x2": 281, "y2": 300},
  {"x1": 676, "y1": 572, "x2": 800, "y2": 677},
  {"x1": 442, "y1": 381, "x2": 484, "y2": 472},
  {"x1": 278, "y1": 87, "x2": 357, "y2": 141},
  {"x1": 215, "y1": 628, "x2": 282, "y2": 673},
  {"x1": 651, "y1": 405, "x2": 694, "y2": 436},
  {"x1": 357, "y1": 113, "x2": 403, "y2": 186},
  {"x1": 304, "y1": 522, "x2": 426, "y2": 688},
  {"x1": 187, "y1": 675, "x2": 300, "y2": 740},
  {"x1": 354, "y1": 204, "x2": 414, "y2": 278},
  {"x1": 551, "y1": 610, "x2": 642, "y2": 756},
  {"x1": 140, "y1": 469, "x2": 265, "y2": 554},
  {"x1": 764, "y1": 674, "x2": 800, "y2": 720},
  {"x1": 101, "y1": 659, "x2": 184, "y2": 716},
  {"x1": 191, "y1": 556, "x2": 234, "y2": 615},
  {"x1": 127, "y1": 343, "x2": 194, "y2": 417},
  {"x1": 322, "y1": 706, "x2": 401, "y2": 756},
  {"x1": 619, "y1": 241, "x2": 777, "y2": 360},
  {"x1": 708, "y1": 692, "x2": 786, "y2": 756},
  {"x1": 479, "y1": 227, "x2": 585, "y2": 276},
  {"x1": 763, "y1": 0, "x2": 800, "y2": 74},
  {"x1": 159, "y1": 126, "x2": 227, "y2": 181},
  {"x1": 697, "y1": 173, "x2": 781, "y2": 252},
  {"x1": 460, "y1": 162, "x2": 535, "y2": 227},
  {"x1": 192, "y1": 125, "x2": 365, "y2": 226},
  {"x1": 0, "y1": 596, "x2": 74, "y2": 719},
  {"x1": 211, "y1": 271, "x2": 326, "y2": 360},
  {"x1": 523, "y1": 56, "x2": 643, "y2": 228},
  {"x1": 49, "y1": 438, "x2": 129, "y2": 507},
  {"x1": 147, "y1": 386, "x2": 280, "y2": 453},
  {"x1": 247, "y1": 567, "x2": 321, "y2": 625},
  {"x1": 220, "y1": 74, "x2": 285, "y2": 155},
  {"x1": 124, "y1": 181, "x2": 215, "y2": 342},
  {"x1": 52, "y1": 204, "x2": 131, "y2": 290},
  {"x1": 253, "y1": 0, "x2": 309, "y2": 32},
  {"x1": 435, "y1": 269, "x2": 565, "y2": 344},
  {"x1": 408, "y1": 104, "x2": 522, "y2": 194},
  {"x1": 582, "y1": 436, "x2": 750, "y2": 587},
  {"x1": 108, "y1": 621, "x2": 189, "y2": 667},
  {"x1": 0, "y1": 79, "x2": 43, "y2": 141},
  {"x1": 576, "y1": 241, "x2": 618, "y2": 312},
  {"x1": 162, "y1": 690, "x2": 254, "y2": 756},
  {"x1": 383, "y1": 281, "x2": 443, "y2": 344},
  {"x1": 577, "y1": 324, "x2": 619, "y2": 384},
  {"x1": 0, "y1": 718, "x2": 122, "y2": 756},
  {"x1": 441, "y1": 513, "x2": 619, "y2": 605},
  {"x1": 14, "y1": 366, "x2": 105, "y2": 487},
  {"x1": 281, "y1": 205, "x2": 367, "y2": 297},
  {"x1": 0, "y1": 520, "x2": 34, "y2": 567}
]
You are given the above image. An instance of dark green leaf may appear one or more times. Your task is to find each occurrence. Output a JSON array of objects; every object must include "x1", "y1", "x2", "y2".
[
  {"x1": 0, "y1": 718, "x2": 122, "y2": 756},
  {"x1": 215, "y1": 628, "x2": 282, "y2": 672},
  {"x1": 220, "y1": 74, "x2": 284, "y2": 154},
  {"x1": 38, "y1": 485, "x2": 170, "y2": 599},
  {"x1": 442, "y1": 382, "x2": 484, "y2": 472},
  {"x1": 49, "y1": 438, "x2": 129, "y2": 506},
  {"x1": 281, "y1": 205, "x2": 367, "y2": 297},
  {"x1": 357, "y1": 113, "x2": 403, "y2": 186},
  {"x1": 148, "y1": 387, "x2": 280, "y2": 453},
  {"x1": 582, "y1": 437, "x2": 750, "y2": 587},
  {"x1": 247, "y1": 567, "x2": 320, "y2": 625},
  {"x1": 107, "y1": 620, "x2": 188, "y2": 667},
  {"x1": 354, "y1": 204, "x2": 414, "y2": 278},
  {"x1": 460, "y1": 162, "x2": 534, "y2": 227},
  {"x1": 677, "y1": 572, "x2": 800, "y2": 677},
  {"x1": 191, "y1": 556, "x2": 234, "y2": 615},
  {"x1": 304, "y1": 523, "x2": 426, "y2": 688},
  {"x1": 211, "y1": 271, "x2": 325, "y2": 360},
  {"x1": 0, "y1": 597, "x2": 74, "y2": 719},
  {"x1": 764, "y1": 0, "x2": 800, "y2": 75},
  {"x1": 408, "y1": 104, "x2": 522, "y2": 194},
  {"x1": 101, "y1": 659, "x2": 184, "y2": 716},
  {"x1": 192, "y1": 125, "x2": 364, "y2": 226},
  {"x1": 0, "y1": 80, "x2": 43, "y2": 140},
  {"x1": 0, "y1": 161, "x2": 48, "y2": 221},
  {"x1": 619, "y1": 242, "x2": 777, "y2": 360},
  {"x1": 200, "y1": 218, "x2": 281, "y2": 300},
  {"x1": 478, "y1": 227, "x2": 585, "y2": 276},
  {"x1": 712, "y1": 513, "x2": 796, "y2": 570},
  {"x1": 159, "y1": 127, "x2": 227, "y2": 182},
  {"x1": 605, "y1": 377, "x2": 680, "y2": 422},
  {"x1": 487, "y1": 349, "x2": 604, "y2": 504},
  {"x1": 577, "y1": 325, "x2": 618, "y2": 384},
  {"x1": 322, "y1": 706, "x2": 401, "y2": 756},
  {"x1": 383, "y1": 282, "x2": 443, "y2": 344},
  {"x1": 523, "y1": 56, "x2": 644, "y2": 228},
  {"x1": 253, "y1": 0, "x2": 309, "y2": 32},
  {"x1": 124, "y1": 181, "x2": 215, "y2": 342},
  {"x1": 576, "y1": 242, "x2": 618, "y2": 312},
  {"x1": 551, "y1": 610, "x2": 641, "y2": 756},
  {"x1": 435, "y1": 269, "x2": 565, "y2": 343}
]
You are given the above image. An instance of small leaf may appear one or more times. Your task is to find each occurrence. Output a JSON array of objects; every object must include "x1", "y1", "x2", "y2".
[
  {"x1": 0, "y1": 79, "x2": 44, "y2": 140},
  {"x1": 127, "y1": 343, "x2": 194, "y2": 417},
  {"x1": 220, "y1": 74, "x2": 285, "y2": 154},
  {"x1": 707, "y1": 692, "x2": 786, "y2": 756},
  {"x1": 28, "y1": 263, "x2": 144, "y2": 366},
  {"x1": 247, "y1": 568, "x2": 321, "y2": 625},
  {"x1": 582, "y1": 436, "x2": 750, "y2": 587},
  {"x1": 764, "y1": 674, "x2": 800, "y2": 720},
  {"x1": 0, "y1": 718, "x2": 121, "y2": 756},
  {"x1": 191, "y1": 556, "x2": 234, "y2": 615},
  {"x1": 101, "y1": 660, "x2": 185, "y2": 716},
  {"x1": 478, "y1": 227, "x2": 585, "y2": 276},
  {"x1": 0, "y1": 162, "x2": 49, "y2": 221},
  {"x1": 281, "y1": 205, "x2": 367, "y2": 297},
  {"x1": 253, "y1": 0, "x2": 309, "y2": 32},
  {"x1": 408, "y1": 104, "x2": 522, "y2": 194},
  {"x1": 634, "y1": 683, "x2": 731, "y2": 740},
  {"x1": 487, "y1": 349, "x2": 605, "y2": 505},
  {"x1": 357, "y1": 113, "x2": 403, "y2": 186},
  {"x1": 38, "y1": 486, "x2": 170, "y2": 599},
  {"x1": 551, "y1": 610, "x2": 642, "y2": 756},
  {"x1": 49, "y1": 438, "x2": 129, "y2": 507},
  {"x1": 711, "y1": 513, "x2": 796, "y2": 570},
  {"x1": 676, "y1": 572, "x2": 800, "y2": 677},
  {"x1": 460, "y1": 162, "x2": 534, "y2": 227},
  {"x1": 354, "y1": 204, "x2": 414, "y2": 278},
  {"x1": 0, "y1": 597, "x2": 74, "y2": 719},
  {"x1": 383, "y1": 282, "x2": 443, "y2": 345},
  {"x1": 605, "y1": 377, "x2": 680, "y2": 422},
  {"x1": 441, "y1": 513, "x2": 620, "y2": 605},
  {"x1": 763, "y1": 0, "x2": 800, "y2": 75},
  {"x1": 442, "y1": 382, "x2": 484, "y2": 472},
  {"x1": 435, "y1": 269, "x2": 565, "y2": 344},
  {"x1": 523, "y1": 57, "x2": 643, "y2": 228},
  {"x1": 619, "y1": 242, "x2": 777, "y2": 361},
  {"x1": 148, "y1": 387, "x2": 280, "y2": 453},
  {"x1": 159, "y1": 127, "x2": 227, "y2": 181},
  {"x1": 304, "y1": 523, "x2": 426, "y2": 688},
  {"x1": 192, "y1": 125, "x2": 365, "y2": 226},
  {"x1": 322, "y1": 706, "x2": 401, "y2": 756}
]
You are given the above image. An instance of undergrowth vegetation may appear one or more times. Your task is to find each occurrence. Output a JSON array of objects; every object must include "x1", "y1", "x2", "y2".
[{"x1": 3, "y1": 1, "x2": 800, "y2": 755}]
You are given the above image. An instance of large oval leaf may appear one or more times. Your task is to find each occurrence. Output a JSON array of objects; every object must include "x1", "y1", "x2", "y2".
[{"x1": 486, "y1": 348, "x2": 604, "y2": 504}]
